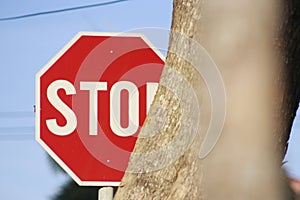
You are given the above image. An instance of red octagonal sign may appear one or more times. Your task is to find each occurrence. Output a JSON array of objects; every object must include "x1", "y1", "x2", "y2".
[{"x1": 36, "y1": 32, "x2": 164, "y2": 186}]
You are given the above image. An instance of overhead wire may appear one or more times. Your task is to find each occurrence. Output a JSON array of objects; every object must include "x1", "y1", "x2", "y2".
[
  {"x1": 0, "y1": 111, "x2": 35, "y2": 140},
  {"x1": 0, "y1": 126, "x2": 35, "y2": 141},
  {"x1": 0, "y1": 111, "x2": 34, "y2": 118},
  {"x1": 0, "y1": 126, "x2": 35, "y2": 133},
  {"x1": 0, "y1": 0, "x2": 129, "y2": 21},
  {"x1": 0, "y1": 133, "x2": 33, "y2": 141},
  {"x1": 0, "y1": 0, "x2": 130, "y2": 139}
]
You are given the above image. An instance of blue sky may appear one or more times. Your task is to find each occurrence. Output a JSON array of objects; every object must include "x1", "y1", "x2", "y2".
[
  {"x1": 0, "y1": 1, "x2": 172, "y2": 199},
  {"x1": 285, "y1": 108, "x2": 300, "y2": 179},
  {"x1": 0, "y1": 0, "x2": 299, "y2": 199}
]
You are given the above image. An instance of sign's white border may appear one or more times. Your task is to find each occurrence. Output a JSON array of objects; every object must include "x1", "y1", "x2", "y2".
[{"x1": 35, "y1": 32, "x2": 165, "y2": 186}]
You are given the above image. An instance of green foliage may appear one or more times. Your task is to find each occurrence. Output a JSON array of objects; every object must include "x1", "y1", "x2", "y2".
[
  {"x1": 47, "y1": 155, "x2": 117, "y2": 200},
  {"x1": 47, "y1": 155, "x2": 99, "y2": 200},
  {"x1": 52, "y1": 179, "x2": 99, "y2": 200},
  {"x1": 47, "y1": 155, "x2": 65, "y2": 174}
]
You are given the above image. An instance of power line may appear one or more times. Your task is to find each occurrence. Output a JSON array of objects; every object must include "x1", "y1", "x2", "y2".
[
  {"x1": 0, "y1": 111, "x2": 34, "y2": 118},
  {"x1": 0, "y1": 133, "x2": 33, "y2": 141},
  {"x1": 0, "y1": 126, "x2": 35, "y2": 133},
  {"x1": 0, "y1": 0, "x2": 129, "y2": 21},
  {"x1": 0, "y1": 126, "x2": 35, "y2": 141}
]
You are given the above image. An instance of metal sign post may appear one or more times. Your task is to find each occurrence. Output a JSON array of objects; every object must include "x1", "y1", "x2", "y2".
[{"x1": 99, "y1": 187, "x2": 113, "y2": 200}]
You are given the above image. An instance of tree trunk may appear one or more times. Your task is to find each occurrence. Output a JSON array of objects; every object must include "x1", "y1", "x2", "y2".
[
  {"x1": 114, "y1": 0, "x2": 298, "y2": 199},
  {"x1": 277, "y1": 0, "x2": 300, "y2": 161}
]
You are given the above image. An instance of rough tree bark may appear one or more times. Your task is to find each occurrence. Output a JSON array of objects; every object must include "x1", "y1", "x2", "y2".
[
  {"x1": 277, "y1": 0, "x2": 300, "y2": 160},
  {"x1": 114, "y1": 0, "x2": 300, "y2": 199}
]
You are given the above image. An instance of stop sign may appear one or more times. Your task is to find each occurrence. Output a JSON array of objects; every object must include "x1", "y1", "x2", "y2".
[{"x1": 36, "y1": 32, "x2": 164, "y2": 186}]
